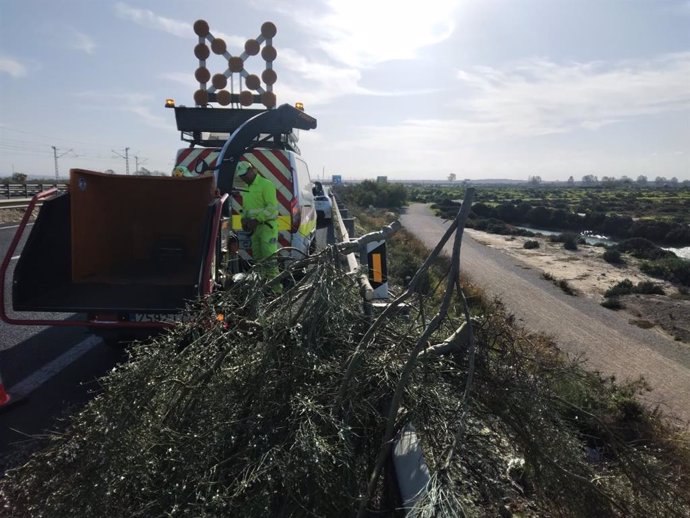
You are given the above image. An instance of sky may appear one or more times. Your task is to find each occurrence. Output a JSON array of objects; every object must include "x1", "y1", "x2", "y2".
[{"x1": 0, "y1": 0, "x2": 689, "y2": 181}]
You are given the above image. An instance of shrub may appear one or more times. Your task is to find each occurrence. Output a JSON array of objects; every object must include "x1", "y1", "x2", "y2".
[
  {"x1": 603, "y1": 248, "x2": 624, "y2": 264},
  {"x1": 601, "y1": 297, "x2": 624, "y2": 310},
  {"x1": 550, "y1": 232, "x2": 579, "y2": 250},
  {"x1": 634, "y1": 281, "x2": 665, "y2": 295},
  {"x1": 604, "y1": 279, "x2": 634, "y2": 298},
  {"x1": 524, "y1": 240, "x2": 540, "y2": 249},
  {"x1": 563, "y1": 238, "x2": 578, "y2": 251},
  {"x1": 605, "y1": 279, "x2": 666, "y2": 298},
  {"x1": 617, "y1": 238, "x2": 674, "y2": 260},
  {"x1": 542, "y1": 272, "x2": 577, "y2": 295},
  {"x1": 640, "y1": 257, "x2": 690, "y2": 286},
  {"x1": 558, "y1": 279, "x2": 577, "y2": 295}
]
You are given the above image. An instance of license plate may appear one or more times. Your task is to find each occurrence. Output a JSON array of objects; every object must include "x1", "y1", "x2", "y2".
[{"x1": 130, "y1": 313, "x2": 190, "y2": 324}]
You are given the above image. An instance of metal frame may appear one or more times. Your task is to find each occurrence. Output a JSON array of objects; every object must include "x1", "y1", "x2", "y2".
[{"x1": 0, "y1": 190, "x2": 227, "y2": 329}]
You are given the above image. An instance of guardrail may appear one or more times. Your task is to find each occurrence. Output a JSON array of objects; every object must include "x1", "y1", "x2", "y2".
[{"x1": 1, "y1": 183, "x2": 68, "y2": 199}]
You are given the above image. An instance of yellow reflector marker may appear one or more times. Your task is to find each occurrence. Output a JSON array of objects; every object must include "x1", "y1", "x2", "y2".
[
  {"x1": 372, "y1": 253, "x2": 383, "y2": 283},
  {"x1": 232, "y1": 214, "x2": 242, "y2": 230}
]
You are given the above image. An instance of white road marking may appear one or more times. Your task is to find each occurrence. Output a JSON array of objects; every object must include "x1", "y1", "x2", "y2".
[
  {"x1": 0, "y1": 223, "x2": 34, "y2": 230},
  {"x1": 11, "y1": 256, "x2": 20, "y2": 260},
  {"x1": 8, "y1": 335, "x2": 102, "y2": 399}
]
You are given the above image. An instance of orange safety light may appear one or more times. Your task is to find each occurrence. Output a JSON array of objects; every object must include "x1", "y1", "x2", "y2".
[
  {"x1": 295, "y1": 102, "x2": 304, "y2": 111},
  {"x1": 164, "y1": 98, "x2": 175, "y2": 108}
]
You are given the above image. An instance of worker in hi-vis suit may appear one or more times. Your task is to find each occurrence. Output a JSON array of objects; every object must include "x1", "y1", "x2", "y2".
[{"x1": 236, "y1": 161, "x2": 281, "y2": 292}]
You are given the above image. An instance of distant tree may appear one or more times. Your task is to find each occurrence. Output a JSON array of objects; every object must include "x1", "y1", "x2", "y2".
[
  {"x1": 447, "y1": 173, "x2": 456, "y2": 182},
  {"x1": 620, "y1": 175, "x2": 632, "y2": 184},
  {"x1": 527, "y1": 206, "x2": 551, "y2": 227},
  {"x1": 11, "y1": 172, "x2": 28, "y2": 183},
  {"x1": 670, "y1": 177, "x2": 679, "y2": 186},
  {"x1": 528, "y1": 175, "x2": 542, "y2": 185},
  {"x1": 567, "y1": 176, "x2": 575, "y2": 184},
  {"x1": 601, "y1": 176, "x2": 616, "y2": 185},
  {"x1": 582, "y1": 174, "x2": 598, "y2": 184},
  {"x1": 654, "y1": 176, "x2": 667, "y2": 185},
  {"x1": 636, "y1": 175, "x2": 648, "y2": 185}
]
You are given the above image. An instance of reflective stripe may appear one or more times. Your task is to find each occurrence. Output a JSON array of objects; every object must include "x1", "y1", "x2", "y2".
[
  {"x1": 245, "y1": 155, "x2": 292, "y2": 202},
  {"x1": 175, "y1": 149, "x2": 219, "y2": 172}
]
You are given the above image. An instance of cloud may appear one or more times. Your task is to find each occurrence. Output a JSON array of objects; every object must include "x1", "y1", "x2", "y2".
[
  {"x1": 68, "y1": 29, "x2": 97, "y2": 55},
  {"x1": 74, "y1": 91, "x2": 170, "y2": 130},
  {"x1": 277, "y1": 47, "x2": 442, "y2": 105},
  {"x1": 316, "y1": 52, "x2": 690, "y2": 177},
  {"x1": 113, "y1": 2, "x2": 244, "y2": 48},
  {"x1": 278, "y1": 0, "x2": 460, "y2": 67},
  {"x1": 114, "y1": 2, "x2": 190, "y2": 37},
  {"x1": 454, "y1": 52, "x2": 690, "y2": 138},
  {"x1": 0, "y1": 56, "x2": 27, "y2": 78},
  {"x1": 160, "y1": 72, "x2": 195, "y2": 88}
]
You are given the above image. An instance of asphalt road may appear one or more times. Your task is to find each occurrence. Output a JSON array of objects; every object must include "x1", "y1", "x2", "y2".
[
  {"x1": 400, "y1": 203, "x2": 690, "y2": 423},
  {"x1": 0, "y1": 221, "x2": 125, "y2": 473}
]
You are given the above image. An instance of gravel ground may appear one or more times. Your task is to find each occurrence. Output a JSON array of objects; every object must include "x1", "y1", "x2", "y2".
[{"x1": 0, "y1": 209, "x2": 34, "y2": 226}]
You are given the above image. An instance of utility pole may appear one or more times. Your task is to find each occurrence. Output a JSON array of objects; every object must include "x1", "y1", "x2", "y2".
[
  {"x1": 134, "y1": 155, "x2": 147, "y2": 174},
  {"x1": 52, "y1": 146, "x2": 73, "y2": 182},
  {"x1": 112, "y1": 147, "x2": 130, "y2": 175}
]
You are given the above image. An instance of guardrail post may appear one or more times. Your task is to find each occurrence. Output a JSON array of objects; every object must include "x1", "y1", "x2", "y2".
[
  {"x1": 343, "y1": 217, "x2": 356, "y2": 238},
  {"x1": 24, "y1": 184, "x2": 28, "y2": 197},
  {"x1": 3, "y1": 184, "x2": 8, "y2": 199}
]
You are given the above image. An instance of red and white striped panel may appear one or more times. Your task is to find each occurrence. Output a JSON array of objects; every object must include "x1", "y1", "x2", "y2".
[
  {"x1": 175, "y1": 148, "x2": 219, "y2": 172},
  {"x1": 175, "y1": 148, "x2": 294, "y2": 249},
  {"x1": 234, "y1": 149, "x2": 294, "y2": 248}
]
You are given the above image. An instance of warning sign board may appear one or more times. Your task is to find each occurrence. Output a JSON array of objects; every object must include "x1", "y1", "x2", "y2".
[{"x1": 366, "y1": 240, "x2": 388, "y2": 299}]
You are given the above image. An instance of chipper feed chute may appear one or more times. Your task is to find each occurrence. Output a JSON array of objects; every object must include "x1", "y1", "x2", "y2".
[{"x1": 12, "y1": 169, "x2": 217, "y2": 314}]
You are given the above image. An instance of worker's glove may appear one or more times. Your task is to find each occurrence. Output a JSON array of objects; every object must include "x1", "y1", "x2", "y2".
[{"x1": 243, "y1": 218, "x2": 259, "y2": 232}]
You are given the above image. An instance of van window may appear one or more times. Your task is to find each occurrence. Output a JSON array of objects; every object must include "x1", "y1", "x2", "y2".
[{"x1": 294, "y1": 158, "x2": 314, "y2": 204}]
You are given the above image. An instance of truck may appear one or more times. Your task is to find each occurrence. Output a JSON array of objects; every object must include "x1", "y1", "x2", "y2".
[{"x1": 0, "y1": 102, "x2": 318, "y2": 341}]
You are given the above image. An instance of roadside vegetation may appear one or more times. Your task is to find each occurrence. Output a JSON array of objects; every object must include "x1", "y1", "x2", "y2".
[
  {"x1": 334, "y1": 180, "x2": 407, "y2": 209},
  {"x1": 414, "y1": 185, "x2": 690, "y2": 292},
  {"x1": 542, "y1": 271, "x2": 578, "y2": 295},
  {"x1": 3, "y1": 202, "x2": 690, "y2": 517},
  {"x1": 355, "y1": 206, "x2": 690, "y2": 516},
  {"x1": 417, "y1": 184, "x2": 690, "y2": 246}
]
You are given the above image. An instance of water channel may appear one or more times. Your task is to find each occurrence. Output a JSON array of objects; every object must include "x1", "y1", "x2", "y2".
[{"x1": 514, "y1": 226, "x2": 690, "y2": 259}]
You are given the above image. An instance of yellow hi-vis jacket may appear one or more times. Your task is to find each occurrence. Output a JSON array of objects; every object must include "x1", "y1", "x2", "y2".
[{"x1": 241, "y1": 173, "x2": 279, "y2": 227}]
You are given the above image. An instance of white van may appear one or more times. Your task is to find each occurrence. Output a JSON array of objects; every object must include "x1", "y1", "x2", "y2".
[{"x1": 173, "y1": 146, "x2": 317, "y2": 267}]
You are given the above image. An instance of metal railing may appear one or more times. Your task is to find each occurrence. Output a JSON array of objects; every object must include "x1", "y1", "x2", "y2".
[{"x1": 1, "y1": 182, "x2": 68, "y2": 200}]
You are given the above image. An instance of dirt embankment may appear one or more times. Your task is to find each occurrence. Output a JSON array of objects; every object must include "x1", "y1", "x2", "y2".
[
  {"x1": 0, "y1": 208, "x2": 33, "y2": 226},
  {"x1": 467, "y1": 229, "x2": 690, "y2": 344}
]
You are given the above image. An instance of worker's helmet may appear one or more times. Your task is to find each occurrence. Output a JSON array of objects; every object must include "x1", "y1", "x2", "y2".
[
  {"x1": 236, "y1": 161, "x2": 254, "y2": 176},
  {"x1": 173, "y1": 165, "x2": 194, "y2": 177}
]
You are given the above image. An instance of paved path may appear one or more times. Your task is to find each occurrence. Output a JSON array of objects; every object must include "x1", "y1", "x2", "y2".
[{"x1": 400, "y1": 204, "x2": 690, "y2": 423}]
